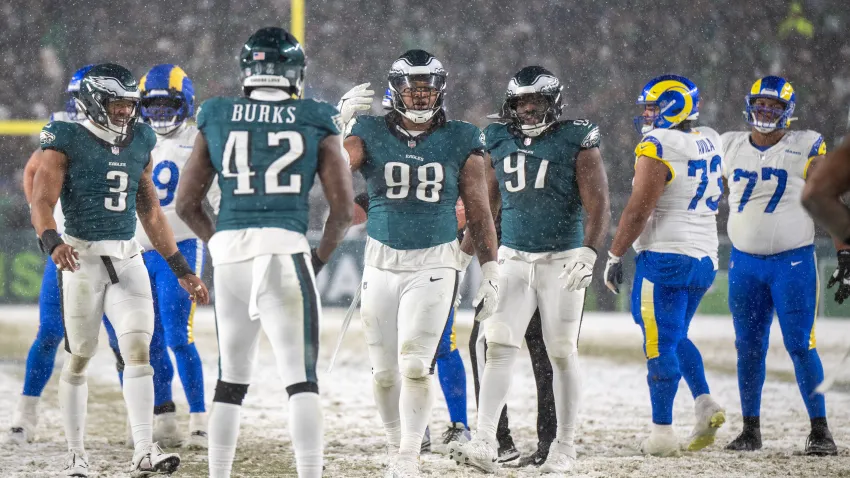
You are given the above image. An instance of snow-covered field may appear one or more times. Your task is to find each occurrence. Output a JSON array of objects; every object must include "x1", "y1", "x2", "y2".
[{"x1": 2, "y1": 305, "x2": 850, "y2": 477}]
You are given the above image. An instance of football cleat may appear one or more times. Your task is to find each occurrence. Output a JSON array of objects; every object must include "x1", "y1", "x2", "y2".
[
  {"x1": 805, "y1": 428, "x2": 838, "y2": 456},
  {"x1": 153, "y1": 412, "x2": 184, "y2": 448},
  {"x1": 130, "y1": 442, "x2": 180, "y2": 477},
  {"x1": 640, "y1": 426, "x2": 681, "y2": 457},
  {"x1": 6, "y1": 426, "x2": 33, "y2": 446},
  {"x1": 497, "y1": 436, "x2": 520, "y2": 463},
  {"x1": 726, "y1": 428, "x2": 762, "y2": 451},
  {"x1": 64, "y1": 450, "x2": 89, "y2": 477},
  {"x1": 439, "y1": 422, "x2": 471, "y2": 449},
  {"x1": 686, "y1": 394, "x2": 725, "y2": 451},
  {"x1": 449, "y1": 437, "x2": 500, "y2": 473},
  {"x1": 539, "y1": 441, "x2": 576, "y2": 473},
  {"x1": 514, "y1": 443, "x2": 550, "y2": 467},
  {"x1": 186, "y1": 412, "x2": 208, "y2": 450},
  {"x1": 420, "y1": 425, "x2": 430, "y2": 454},
  {"x1": 384, "y1": 456, "x2": 421, "y2": 478}
]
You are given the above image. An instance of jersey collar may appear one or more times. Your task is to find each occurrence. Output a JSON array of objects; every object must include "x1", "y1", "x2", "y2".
[{"x1": 384, "y1": 110, "x2": 446, "y2": 147}]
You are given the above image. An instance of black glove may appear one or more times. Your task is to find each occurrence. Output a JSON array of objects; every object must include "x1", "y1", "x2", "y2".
[
  {"x1": 311, "y1": 248, "x2": 326, "y2": 275},
  {"x1": 828, "y1": 250, "x2": 850, "y2": 304},
  {"x1": 604, "y1": 252, "x2": 624, "y2": 294}
]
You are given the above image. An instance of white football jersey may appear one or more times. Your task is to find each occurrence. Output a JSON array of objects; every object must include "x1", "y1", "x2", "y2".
[
  {"x1": 135, "y1": 123, "x2": 221, "y2": 250},
  {"x1": 632, "y1": 127, "x2": 723, "y2": 268},
  {"x1": 723, "y1": 130, "x2": 825, "y2": 255}
]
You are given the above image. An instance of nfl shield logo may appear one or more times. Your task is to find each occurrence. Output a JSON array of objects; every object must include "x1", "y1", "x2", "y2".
[
  {"x1": 524, "y1": 137, "x2": 532, "y2": 146},
  {"x1": 408, "y1": 140, "x2": 416, "y2": 148},
  {"x1": 111, "y1": 146, "x2": 120, "y2": 155},
  {"x1": 253, "y1": 51, "x2": 265, "y2": 60}
]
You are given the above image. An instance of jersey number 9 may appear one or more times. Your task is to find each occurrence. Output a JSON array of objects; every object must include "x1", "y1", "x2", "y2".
[{"x1": 152, "y1": 161, "x2": 179, "y2": 207}]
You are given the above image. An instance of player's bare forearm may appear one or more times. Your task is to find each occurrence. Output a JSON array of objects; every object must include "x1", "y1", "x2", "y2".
[
  {"x1": 176, "y1": 133, "x2": 217, "y2": 242},
  {"x1": 460, "y1": 154, "x2": 498, "y2": 263},
  {"x1": 577, "y1": 148, "x2": 611, "y2": 252},
  {"x1": 609, "y1": 156, "x2": 668, "y2": 257},
  {"x1": 803, "y1": 135, "x2": 850, "y2": 241},
  {"x1": 137, "y1": 165, "x2": 179, "y2": 258},
  {"x1": 31, "y1": 149, "x2": 66, "y2": 235},
  {"x1": 317, "y1": 134, "x2": 355, "y2": 262},
  {"x1": 345, "y1": 135, "x2": 367, "y2": 172},
  {"x1": 23, "y1": 149, "x2": 42, "y2": 204}
]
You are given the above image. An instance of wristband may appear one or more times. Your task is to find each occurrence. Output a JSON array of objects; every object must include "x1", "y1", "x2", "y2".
[
  {"x1": 40, "y1": 229, "x2": 64, "y2": 255},
  {"x1": 166, "y1": 252, "x2": 193, "y2": 278}
]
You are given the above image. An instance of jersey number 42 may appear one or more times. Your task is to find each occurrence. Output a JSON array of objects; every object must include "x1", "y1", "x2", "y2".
[{"x1": 222, "y1": 130, "x2": 304, "y2": 195}]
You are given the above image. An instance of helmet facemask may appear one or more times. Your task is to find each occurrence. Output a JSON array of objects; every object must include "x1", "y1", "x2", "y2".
[
  {"x1": 78, "y1": 76, "x2": 141, "y2": 143},
  {"x1": 505, "y1": 92, "x2": 561, "y2": 137},
  {"x1": 745, "y1": 96, "x2": 793, "y2": 133},
  {"x1": 388, "y1": 72, "x2": 446, "y2": 124},
  {"x1": 141, "y1": 96, "x2": 188, "y2": 135}
]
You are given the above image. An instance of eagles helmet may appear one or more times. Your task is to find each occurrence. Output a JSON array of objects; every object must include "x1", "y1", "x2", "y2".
[
  {"x1": 240, "y1": 27, "x2": 306, "y2": 98},
  {"x1": 634, "y1": 75, "x2": 699, "y2": 135},
  {"x1": 65, "y1": 64, "x2": 95, "y2": 121},
  {"x1": 744, "y1": 76, "x2": 796, "y2": 133},
  {"x1": 140, "y1": 64, "x2": 195, "y2": 135},
  {"x1": 497, "y1": 66, "x2": 563, "y2": 137},
  {"x1": 76, "y1": 63, "x2": 141, "y2": 142},
  {"x1": 387, "y1": 49, "x2": 447, "y2": 124}
]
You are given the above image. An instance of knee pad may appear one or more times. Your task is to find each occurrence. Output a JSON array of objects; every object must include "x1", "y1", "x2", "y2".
[
  {"x1": 484, "y1": 322, "x2": 515, "y2": 347},
  {"x1": 118, "y1": 331, "x2": 152, "y2": 366},
  {"x1": 286, "y1": 381, "x2": 319, "y2": 397},
  {"x1": 123, "y1": 364, "x2": 154, "y2": 379},
  {"x1": 550, "y1": 349, "x2": 578, "y2": 371},
  {"x1": 484, "y1": 342, "x2": 518, "y2": 367},
  {"x1": 647, "y1": 354, "x2": 680, "y2": 383},
  {"x1": 213, "y1": 380, "x2": 249, "y2": 406},
  {"x1": 61, "y1": 355, "x2": 90, "y2": 384},
  {"x1": 373, "y1": 369, "x2": 401, "y2": 388},
  {"x1": 546, "y1": 333, "x2": 579, "y2": 360},
  {"x1": 400, "y1": 355, "x2": 428, "y2": 380}
]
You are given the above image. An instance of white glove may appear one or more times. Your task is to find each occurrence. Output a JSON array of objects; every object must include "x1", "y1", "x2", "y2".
[
  {"x1": 604, "y1": 252, "x2": 624, "y2": 294},
  {"x1": 454, "y1": 251, "x2": 474, "y2": 309},
  {"x1": 559, "y1": 246, "x2": 597, "y2": 292},
  {"x1": 336, "y1": 83, "x2": 374, "y2": 128},
  {"x1": 473, "y1": 261, "x2": 499, "y2": 322}
]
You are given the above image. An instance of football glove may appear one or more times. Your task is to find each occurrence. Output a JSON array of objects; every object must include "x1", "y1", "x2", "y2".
[
  {"x1": 473, "y1": 261, "x2": 499, "y2": 322},
  {"x1": 337, "y1": 83, "x2": 374, "y2": 131},
  {"x1": 559, "y1": 246, "x2": 597, "y2": 291},
  {"x1": 604, "y1": 252, "x2": 623, "y2": 294},
  {"x1": 828, "y1": 250, "x2": 850, "y2": 304}
]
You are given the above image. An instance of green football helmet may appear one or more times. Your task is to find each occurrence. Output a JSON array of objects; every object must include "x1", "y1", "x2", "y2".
[
  {"x1": 240, "y1": 27, "x2": 306, "y2": 98},
  {"x1": 497, "y1": 66, "x2": 563, "y2": 137},
  {"x1": 76, "y1": 63, "x2": 141, "y2": 142}
]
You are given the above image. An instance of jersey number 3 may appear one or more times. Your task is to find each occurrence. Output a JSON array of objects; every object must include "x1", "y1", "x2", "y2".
[{"x1": 222, "y1": 130, "x2": 304, "y2": 195}]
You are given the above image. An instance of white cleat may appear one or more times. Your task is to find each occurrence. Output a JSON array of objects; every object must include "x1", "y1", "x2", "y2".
[
  {"x1": 540, "y1": 441, "x2": 577, "y2": 473},
  {"x1": 6, "y1": 424, "x2": 33, "y2": 446},
  {"x1": 153, "y1": 412, "x2": 184, "y2": 448},
  {"x1": 686, "y1": 394, "x2": 725, "y2": 451},
  {"x1": 384, "y1": 455, "x2": 421, "y2": 478},
  {"x1": 449, "y1": 437, "x2": 500, "y2": 473},
  {"x1": 130, "y1": 442, "x2": 181, "y2": 477},
  {"x1": 186, "y1": 412, "x2": 208, "y2": 450},
  {"x1": 640, "y1": 425, "x2": 681, "y2": 457},
  {"x1": 64, "y1": 450, "x2": 89, "y2": 477},
  {"x1": 7, "y1": 396, "x2": 39, "y2": 445}
]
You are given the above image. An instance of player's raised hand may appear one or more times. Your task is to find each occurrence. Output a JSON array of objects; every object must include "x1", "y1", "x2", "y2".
[
  {"x1": 337, "y1": 83, "x2": 374, "y2": 126},
  {"x1": 179, "y1": 274, "x2": 210, "y2": 305},
  {"x1": 51, "y1": 244, "x2": 80, "y2": 272},
  {"x1": 604, "y1": 252, "x2": 623, "y2": 294},
  {"x1": 828, "y1": 250, "x2": 850, "y2": 304},
  {"x1": 560, "y1": 246, "x2": 597, "y2": 291},
  {"x1": 473, "y1": 261, "x2": 499, "y2": 322}
]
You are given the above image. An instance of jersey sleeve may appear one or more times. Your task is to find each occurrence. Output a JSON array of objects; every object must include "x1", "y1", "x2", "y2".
[
  {"x1": 468, "y1": 123, "x2": 485, "y2": 156},
  {"x1": 719, "y1": 131, "x2": 736, "y2": 177},
  {"x1": 635, "y1": 133, "x2": 674, "y2": 183},
  {"x1": 39, "y1": 121, "x2": 72, "y2": 155},
  {"x1": 195, "y1": 97, "x2": 223, "y2": 134},
  {"x1": 138, "y1": 123, "x2": 158, "y2": 155},
  {"x1": 306, "y1": 100, "x2": 342, "y2": 137},
  {"x1": 575, "y1": 121, "x2": 601, "y2": 150},
  {"x1": 804, "y1": 132, "x2": 826, "y2": 179}
]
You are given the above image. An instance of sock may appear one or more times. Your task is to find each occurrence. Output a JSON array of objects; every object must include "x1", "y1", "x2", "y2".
[
  {"x1": 550, "y1": 352, "x2": 580, "y2": 446},
  {"x1": 811, "y1": 417, "x2": 829, "y2": 433},
  {"x1": 59, "y1": 372, "x2": 87, "y2": 452},
  {"x1": 123, "y1": 365, "x2": 155, "y2": 452},
  {"x1": 647, "y1": 354, "x2": 681, "y2": 425},
  {"x1": 13, "y1": 395, "x2": 40, "y2": 429},
  {"x1": 398, "y1": 374, "x2": 434, "y2": 458},
  {"x1": 477, "y1": 344, "x2": 518, "y2": 445},
  {"x1": 373, "y1": 372, "x2": 402, "y2": 447},
  {"x1": 172, "y1": 343, "x2": 206, "y2": 413},
  {"x1": 289, "y1": 393, "x2": 323, "y2": 477},
  {"x1": 677, "y1": 338, "x2": 710, "y2": 398},
  {"x1": 149, "y1": 341, "x2": 174, "y2": 409},
  {"x1": 789, "y1": 348, "x2": 826, "y2": 419},
  {"x1": 209, "y1": 402, "x2": 242, "y2": 478},
  {"x1": 743, "y1": 416, "x2": 760, "y2": 431},
  {"x1": 22, "y1": 331, "x2": 63, "y2": 397},
  {"x1": 436, "y1": 349, "x2": 468, "y2": 427}
]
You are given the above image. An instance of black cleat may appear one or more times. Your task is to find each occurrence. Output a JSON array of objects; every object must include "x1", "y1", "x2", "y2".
[
  {"x1": 497, "y1": 436, "x2": 519, "y2": 463},
  {"x1": 420, "y1": 425, "x2": 431, "y2": 454},
  {"x1": 515, "y1": 444, "x2": 550, "y2": 467},
  {"x1": 726, "y1": 428, "x2": 762, "y2": 451},
  {"x1": 805, "y1": 428, "x2": 838, "y2": 456}
]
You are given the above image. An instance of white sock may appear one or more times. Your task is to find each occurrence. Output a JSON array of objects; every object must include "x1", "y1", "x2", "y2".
[
  {"x1": 289, "y1": 393, "x2": 323, "y2": 478},
  {"x1": 59, "y1": 374, "x2": 87, "y2": 452},
  {"x1": 476, "y1": 344, "x2": 518, "y2": 444},
  {"x1": 551, "y1": 352, "x2": 581, "y2": 446},
  {"x1": 398, "y1": 374, "x2": 434, "y2": 458},
  {"x1": 13, "y1": 395, "x2": 40, "y2": 428},
  {"x1": 209, "y1": 402, "x2": 241, "y2": 478},
  {"x1": 373, "y1": 373, "x2": 402, "y2": 447},
  {"x1": 189, "y1": 412, "x2": 208, "y2": 433},
  {"x1": 123, "y1": 365, "x2": 154, "y2": 452}
]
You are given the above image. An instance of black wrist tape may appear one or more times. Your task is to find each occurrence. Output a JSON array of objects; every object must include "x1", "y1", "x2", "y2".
[
  {"x1": 166, "y1": 252, "x2": 193, "y2": 278},
  {"x1": 40, "y1": 229, "x2": 64, "y2": 255}
]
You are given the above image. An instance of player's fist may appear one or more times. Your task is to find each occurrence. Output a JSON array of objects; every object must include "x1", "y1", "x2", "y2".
[
  {"x1": 604, "y1": 252, "x2": 623, "y2": 294},
  {"x1": 337, "y1": 83, "x2": 374, "y2": 128},
  {"x1": 560, "y1": 246, "x2": 597, "y2": 292},
  {"x1": 828, "y1": 250, "x2": 850, "y2": 304},
  {"x1": 311, "y1": 248, "x2": 326, "y2": 275},
  {"x1": 473, "y1": 261, "x2": 499, "y2": 322},
  {"x1": 52, "y1": 244, "x2": 80, "y2": 272},
  {"x1": 179, "y1": 274, "x2": 210, "y2": 305}
]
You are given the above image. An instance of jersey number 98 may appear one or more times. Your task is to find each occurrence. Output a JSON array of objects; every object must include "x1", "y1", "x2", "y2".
[{"x1": 384, "y1": 162, "x2": 444, "y2": 202}]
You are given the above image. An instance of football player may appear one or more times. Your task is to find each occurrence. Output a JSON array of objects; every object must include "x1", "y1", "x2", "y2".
[
  {"x1": 176, "y1": 27, "x2": 354, "y2": 478},
  {"x1": 450, "y1": 66, "x2": 610, "y2": 474},
  {"x1": 604, "y1": 75, "x2": 725, "y2": 457},
  {"x1": 32, "y1": 63, "x2": 208, "y2": 476},
  {"x1": 724, "y1": 76, "x2": 837, "y2": 454},
  {"x1": 340, "y1": 49, "x2": 499, "y2": 477},
  {"x1": 134, "y1": 63, "x2": 221, "y2": 449}
]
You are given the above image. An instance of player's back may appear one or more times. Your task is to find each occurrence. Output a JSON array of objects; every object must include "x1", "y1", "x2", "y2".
[
  {"x1": 633, "y1": 127, "x2": 723, "y2": 266},
  {"x1": 198, "y1": 95, "x2": 339, "y2": 234},
  {"x1": 723, "y1": 130, "x2": 824, "y2": 255}
]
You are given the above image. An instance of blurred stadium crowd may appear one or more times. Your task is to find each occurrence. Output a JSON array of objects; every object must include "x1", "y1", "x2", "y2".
[{"x1": 0, "y1": 0, "x2": 849, "y2": 233}]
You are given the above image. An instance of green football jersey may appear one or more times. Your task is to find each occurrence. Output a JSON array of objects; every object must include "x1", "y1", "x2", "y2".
[
  {"x1": 39, "y1": 121, "x2": 157, "y2": 241},
  {"x1": 486, "y1": 120, "x2": 600, "y2": 253},
  {"x1": 197, "y1": 96, "x2": 340, "y2": 234},
  {"x1": 351, "y1": 114, "x2": 484, "y2": 250}
]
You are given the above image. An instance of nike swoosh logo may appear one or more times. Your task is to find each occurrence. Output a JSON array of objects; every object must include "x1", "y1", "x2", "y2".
[
  {"x1": 791, "y1": 261, "x2": 802, "y2": 266},
  {"x1": 430, "y1": 277, "x2": 443, "y2": 282}
]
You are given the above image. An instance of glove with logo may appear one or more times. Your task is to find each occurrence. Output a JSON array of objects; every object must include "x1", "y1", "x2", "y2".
[
  {"x1": 604, "y1": 252, "x2": 624, "y2": 294},
  {"x1": 473, "y1": 261, "x2": 499, "y2": 322},
  {"x1": 337, "y1": 83, "x2": 374, "y2": 132},
  {"x1": 559, "y1": 246, "x2": 597, "y2": 292}
]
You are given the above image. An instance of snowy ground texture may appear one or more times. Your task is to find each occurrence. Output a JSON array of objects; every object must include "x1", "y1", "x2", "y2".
[{"x1": 2, "y1": 305, "x2": 850, "y2": 477}]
